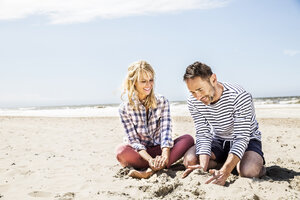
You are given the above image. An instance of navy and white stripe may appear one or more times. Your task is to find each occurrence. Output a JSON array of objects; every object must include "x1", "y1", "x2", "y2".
[
  {"x1": 188, "y1": 82, "x2": 261, "y2": 159},
  {"x1": 119, "y1": 94, "x2": 173, "y2": 151}
]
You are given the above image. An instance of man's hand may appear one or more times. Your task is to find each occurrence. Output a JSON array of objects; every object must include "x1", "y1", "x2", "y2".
[
  {"x1": 205, "y1": 169, "x2": 230, "y2": 186},
  {"x1": 182, "y1": 164, "x2": 202, "y2": 178},
  {"x1": 182, "y1": 154, "x2": 210, "y2": 178},
  {"x1": 204, "y1": 153, "x2": 240, "y2": 186}
]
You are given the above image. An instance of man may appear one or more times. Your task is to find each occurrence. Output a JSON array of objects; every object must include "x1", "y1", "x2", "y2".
[{"x1": 182, "y1": 61, "x2": 266, "y2": 186}]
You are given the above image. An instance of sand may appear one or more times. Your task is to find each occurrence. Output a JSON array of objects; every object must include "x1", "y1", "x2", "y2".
[{"x1": 0, "y1": 106, "x2": 299, "y2": 199}]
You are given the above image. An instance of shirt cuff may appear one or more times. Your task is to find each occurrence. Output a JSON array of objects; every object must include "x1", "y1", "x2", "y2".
[
  {"x1": 229, "y1": 142, "x2": 248, "y2": 160},
  {"x1": 131, "y1": 143, "x2": 146, "y2": 151},
  {"x1": 196, "y1": 147, "x2": 211, "y2": 156},
  {"x1": 161, "y1": 140, "x2": 174, "y2": 149}
]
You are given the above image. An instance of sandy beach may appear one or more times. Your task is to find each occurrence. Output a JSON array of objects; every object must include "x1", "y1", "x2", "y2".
[{"x1": 0, "y1": 105, "x2": 299, "y2": 199}]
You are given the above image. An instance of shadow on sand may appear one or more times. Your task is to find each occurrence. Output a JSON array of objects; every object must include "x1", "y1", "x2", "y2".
[{"x1": 265, "y1": 165, "x2": 300, "y2": 182}]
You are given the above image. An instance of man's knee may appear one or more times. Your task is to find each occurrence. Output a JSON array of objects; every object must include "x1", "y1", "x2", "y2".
[
  {"x1": 183, "y1": 146, "x2": 198, "y2": 167},
  {"x1": 183, "y1": 155, "x2": 198, "y2": 167},
  {"x1": 238, "y1": 151, "x2": 264, "y2": 178},
  {"x1": 239, "y1": 163, "x2": 262, "y2": 178}
]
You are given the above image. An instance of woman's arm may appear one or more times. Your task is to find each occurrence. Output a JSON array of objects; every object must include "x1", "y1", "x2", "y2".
[
  {"x1": 161, "y1": 147, "x2": 170, "y2": 166},
  {"x1": 138, "y1": 150, "x2": 152, "y2": 162},
  {"x1": 119, "y1": 105, "x2": 146, "y2": 151},
  {"x1": 159, "y1": 97, "x2": 173, "y2": 149}
]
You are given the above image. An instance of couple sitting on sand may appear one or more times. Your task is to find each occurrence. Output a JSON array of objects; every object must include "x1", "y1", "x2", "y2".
[{"x1": 115, "y1": 60, "x2": 266, "y2": 186}]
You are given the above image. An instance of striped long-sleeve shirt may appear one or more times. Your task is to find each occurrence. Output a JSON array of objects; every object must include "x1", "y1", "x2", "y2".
[
  {"x1": 187, "y1": 82, "x2": 261, "y2": 159},
  {"x1": 119, "y1": 94, "x2": 173, "y2": 151}
]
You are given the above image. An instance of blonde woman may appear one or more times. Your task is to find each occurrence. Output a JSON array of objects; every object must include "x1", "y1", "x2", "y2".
[{"x1": 116, "y1": 60, "x2": 194, "y2": 179}]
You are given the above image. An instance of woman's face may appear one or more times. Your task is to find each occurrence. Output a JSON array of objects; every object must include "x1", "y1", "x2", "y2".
[{"x1": 135, "y1": 71, "x2": 154, "y2": 101}]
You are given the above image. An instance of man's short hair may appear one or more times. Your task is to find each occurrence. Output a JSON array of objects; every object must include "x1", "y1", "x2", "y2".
[{"x1": 183, "y1": 61, "x2": 213, "y2": 81}]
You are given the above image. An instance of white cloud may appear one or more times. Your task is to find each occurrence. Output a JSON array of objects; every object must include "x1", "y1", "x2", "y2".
[
  {"x1": 284, "y1": 49, "x2": 300, "y2": 57},
  {"x1": 0, "y1": 0, "x2": 229, "y2": 24}
]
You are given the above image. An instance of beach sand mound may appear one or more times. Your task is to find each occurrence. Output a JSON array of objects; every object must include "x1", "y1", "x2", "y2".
[{"x1": 109, "y1": 162, "x2": 300, "y2": 200}]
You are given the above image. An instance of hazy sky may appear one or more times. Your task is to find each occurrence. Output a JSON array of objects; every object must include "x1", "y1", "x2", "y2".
[{"x1": 0, "y1": 0, "x2": 299, "y2": 107}]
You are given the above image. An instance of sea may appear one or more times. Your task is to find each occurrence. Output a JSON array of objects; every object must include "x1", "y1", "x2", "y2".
[{"x1": 0, "y1": 96, "x2": 299, "y2": 117}]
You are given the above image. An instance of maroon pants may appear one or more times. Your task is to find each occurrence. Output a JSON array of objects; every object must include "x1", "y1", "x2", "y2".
[{"x1": 115, "y1": 134, "x2": 194, "y2": 169}]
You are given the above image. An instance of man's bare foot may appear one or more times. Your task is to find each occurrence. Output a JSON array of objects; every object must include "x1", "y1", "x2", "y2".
[
  {"x1": 259, "y1": 166, "x2": 266, "y2": 178},
  {"x1": 128, "y1": 168, "x2": 154, "y2": 179},
  {"x1": 182, "y1": 168, "x2": 193, "y2": 178}
]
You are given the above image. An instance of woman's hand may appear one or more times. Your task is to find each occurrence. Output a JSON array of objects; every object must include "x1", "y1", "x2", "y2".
[
  {"x1": 148, "y1": 157, "x2": 159, "y2": 171},
  {"x1": 149, "y1": 155, "x2": 167, "y2": 171},
  {"x1": 143, "y1": 148, "x2": 170, "y2": 171}
]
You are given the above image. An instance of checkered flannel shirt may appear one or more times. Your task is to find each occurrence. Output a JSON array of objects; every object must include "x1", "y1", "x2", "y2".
[{"x1": 119, "y1": 94, "x2": 173, "y2": 151}]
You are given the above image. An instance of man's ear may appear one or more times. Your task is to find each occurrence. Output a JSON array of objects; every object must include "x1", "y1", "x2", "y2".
[{"x1": 210, "y1": 74, "x2": 217, "y2": 85}]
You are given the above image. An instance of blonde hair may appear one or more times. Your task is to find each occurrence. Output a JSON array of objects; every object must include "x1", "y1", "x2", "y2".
[{"x1": 122, "y1": 60, "x2": 157, "y2": 110}]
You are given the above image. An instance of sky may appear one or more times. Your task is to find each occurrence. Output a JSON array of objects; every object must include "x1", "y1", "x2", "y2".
[{"x1": 0, "y1": 0, "x2": 299, "y2": 108}]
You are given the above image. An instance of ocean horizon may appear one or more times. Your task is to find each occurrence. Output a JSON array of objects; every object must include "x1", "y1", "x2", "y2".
[
  {"x1": 1, "y1": 95, "x2": 300, "y2": 110},
  {"x1": 0, "y1": 96, "x2": 299, "y2": 118}
]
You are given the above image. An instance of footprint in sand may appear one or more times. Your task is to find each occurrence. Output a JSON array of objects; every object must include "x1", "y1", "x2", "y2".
[
  {"x1": 54, "y1": 192, "x2": 75, "y2": 200},
  {"x1": 28, "y1": 191, "x2": 52, "y2": 198}
]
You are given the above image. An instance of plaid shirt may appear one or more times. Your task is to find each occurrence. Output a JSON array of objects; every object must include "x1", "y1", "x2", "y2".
[{"x1": 119, "y1": 94, "x2": 173, "y2": 151}]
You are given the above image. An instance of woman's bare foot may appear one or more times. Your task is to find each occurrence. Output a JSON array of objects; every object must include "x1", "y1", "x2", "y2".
[{"x1": 128, "y1": 168, "x2": 154, "y2": 179}]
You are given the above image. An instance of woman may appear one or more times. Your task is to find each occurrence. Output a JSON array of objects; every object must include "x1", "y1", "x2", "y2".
[{"x1": 116, "y1": 60, "x2": 194, "y2": 179}]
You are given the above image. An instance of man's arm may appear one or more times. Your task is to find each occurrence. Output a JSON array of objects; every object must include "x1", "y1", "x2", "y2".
[
  {"x1": 220, "y1": 153, "x2": 240, "y2": 174},
  {"x1": 199, "y1": 154, "x2": 210, "y2": 171},
  {"x1": 230, "y1": 92, "x2": 253, "y2": 159},
  {"x1": 205, "y1": 92, "x2": 253, "y2": 185},
  {"x1": 182, "y1": 98, "x2": 212, "y2": 177},
  {"x1": 187, "y1": 98, "x2": 212, "y2": 167}
]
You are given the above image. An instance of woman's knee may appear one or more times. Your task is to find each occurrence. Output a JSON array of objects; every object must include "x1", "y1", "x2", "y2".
[
  {"x1": 115, "y1": 144, "x2": 130, "y2": 162},
  {"x1": 178, "y1": 134, "x2": 195, "y2": 147}
]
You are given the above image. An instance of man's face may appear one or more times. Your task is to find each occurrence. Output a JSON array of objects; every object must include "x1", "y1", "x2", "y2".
[{"x1": 185, "y1": 76, "x2": 216, "y2": 105}]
